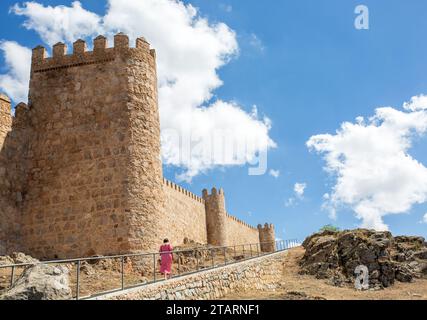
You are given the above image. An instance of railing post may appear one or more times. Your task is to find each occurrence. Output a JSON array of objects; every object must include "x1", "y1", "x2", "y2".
[
  {"x1": 242, "y1": 244, "x2": 245, "y2": 258},
  {"x1": 211, "y1": 248, "x2": 214, "y2": 268},
  {"x1": 10, "y1": 266, "x2": 15, "y2": 288},
  {"x1": 76, "y1": 260, "x2": 81, "y2": 300},
  {"x1": 249, "y1": 244, "x2": 253, "y2": 257},
  {"x1": 153, "y1": 253, "x2": 157, "y2": 282},
  {"x1": 223, "y1": 247, "x2": 227, "y2": 265},
  {"x1": 121, "y1": 256, "x2": 125, "y2": 290},
  {"x1": 234, "y1": 245, "x2": 237, "y2": 262},
  {"x1": 257, "y1": 243, "x2": 260, "y2": 256},
  {"x1": 196, "y1": 249, "x2": 199, "y2": 271},
  {"x1": 178, "y1": 253, "x2": 181, "y2": 276}
]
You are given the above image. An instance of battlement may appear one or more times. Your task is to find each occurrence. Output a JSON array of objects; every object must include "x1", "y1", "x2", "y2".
[
  {"x1": 227, "y1": 213, "x2": 257, "y2": 231},
  {"x1": 258, "y1": 223, "x2": 275, "y2": 231},
  {"x1": 31, "y1": 33, "x2": 156, "y2": 74},
  {"x1": 163, "y1": 178, "x2": 204, "y2": 203},
  {"x1": 202, "y1": 187, "x2": 225, "y2": 199}
]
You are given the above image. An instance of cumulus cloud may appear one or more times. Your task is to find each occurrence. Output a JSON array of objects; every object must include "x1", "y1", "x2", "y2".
[
  {"x1": 285, "y1": 182, "x2": 307, "y2": 207},
  {"x1": 403, "y1": 94, "x2": 427, "y2": 111},
  {"x1": 307, "y1": 98, "x2": 427, "y2": 231},
  {"x1": 1, "y1": 0, "x2": 275, "y2": 181},
  {"x1": 0, "y1": 41, "x2": 31, "y2": 103},
  {"x1": 423, "y1": 213, "x2": 427, "y2": 224},
  {"x1": 12, "y1": 1, "x2": 102, "y2": 45},
  {"x1": 294, "y1": 183, "x2": 307, "y2": 199},
  {"x1": 269, "y1": 169, "x2": 280, "y2": 178}
]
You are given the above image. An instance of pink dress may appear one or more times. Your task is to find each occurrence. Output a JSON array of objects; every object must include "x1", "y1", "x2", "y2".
[{"x1": 159, "y1": 244, "x2": 173, "y2": 274}]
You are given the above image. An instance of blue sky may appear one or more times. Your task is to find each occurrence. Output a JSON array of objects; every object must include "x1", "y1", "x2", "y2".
[{"x1": 1, "y1": 0, "x2": 427, "y2": 241}]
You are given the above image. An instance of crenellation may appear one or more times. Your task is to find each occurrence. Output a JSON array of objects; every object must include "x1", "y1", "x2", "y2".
[
  {"x1": 114, "y1": 32, "x2": 129, "y2": 49},
  {"x1": 73, "y1": 39, "x2": 87, "y2": 55},
  {"x1": 136, "y1": 37, "x2": 150, "y2": 50},
  {"x1": 53, "y1": 42, "x2": 67, "y2": 58},
  {"x1": 31, "y1": 46, "x2": 47, "y2": 64},
  {"x1": 30, "y1": 33, "x2": 156, "y2": 75},
  {"x1": 93, "y1": 35, "x2": 107, "y2": 53}
]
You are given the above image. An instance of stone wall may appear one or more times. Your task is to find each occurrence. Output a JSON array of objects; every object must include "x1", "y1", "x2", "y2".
[
  {"x1": 163, "y1": 179, "x2": 207, "y2": 245},
  {"x1": 0, "y1": 94, "x2": 13, "y2": 255},
  {"x1": 96, "y1": 250, "x2": 287, "y2": 300},
  {"x1": 226, "y1": 214, "x2": 259, "y2": 246}
]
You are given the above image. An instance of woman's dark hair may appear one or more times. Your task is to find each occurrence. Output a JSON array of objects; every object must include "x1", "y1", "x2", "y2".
[{"x1": 163, "y1": 239, "x2": 169, "y2": 243}]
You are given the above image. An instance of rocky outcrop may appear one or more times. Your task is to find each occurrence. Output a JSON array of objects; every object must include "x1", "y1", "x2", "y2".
[
  {"x1": 0, "y1": 263, "x2": 71, "y2": 300},
  {"x1": 300, "y1": 229, "x2": 427, "y2": 289},
  {"x1": 0, "y1": 252, "x2": 39, "y2": 266}
]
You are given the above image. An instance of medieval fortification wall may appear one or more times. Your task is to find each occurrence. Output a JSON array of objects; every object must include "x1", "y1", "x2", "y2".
[{"x1": 0, "y1": 34, "x2": 275, "y2": 260}]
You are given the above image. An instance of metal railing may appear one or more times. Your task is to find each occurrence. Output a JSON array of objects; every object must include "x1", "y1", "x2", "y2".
[{"x1": 0, "y1": 239, "x2": 299, "y2": 300}]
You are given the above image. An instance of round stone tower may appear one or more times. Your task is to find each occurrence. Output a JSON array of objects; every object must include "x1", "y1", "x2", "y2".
[
  {"x1": 258, "y1": 223, "x2": 276, "y2": 252},
  {"x1": 203, "y1": 188, "x2": 227, "y2": 246},
  {"x1": 20, "y1": 33, "x2": 166, "y2": 258}
]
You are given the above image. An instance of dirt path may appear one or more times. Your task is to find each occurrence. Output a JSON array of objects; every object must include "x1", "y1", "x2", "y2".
[{"x1": 223, "y1": 247, "x2": 427, "y2": 300}]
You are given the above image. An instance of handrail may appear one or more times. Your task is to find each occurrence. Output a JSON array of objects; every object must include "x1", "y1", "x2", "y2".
[{"x1": 0, "y1": 239, "x2": 299, "y2": 300}]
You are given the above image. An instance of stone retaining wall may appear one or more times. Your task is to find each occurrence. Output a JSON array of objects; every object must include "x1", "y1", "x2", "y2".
[{"x1": 95, "y1": 250, "x2": 287, "y2": 300}]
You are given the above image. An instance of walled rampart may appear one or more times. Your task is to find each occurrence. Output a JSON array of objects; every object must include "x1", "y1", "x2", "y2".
[
  {"x1": 0, "y1": 33, "x2": 275, "y2": 260},
  {"x1": 162, "y1": 179, "x2": 207, "y2": 245}
]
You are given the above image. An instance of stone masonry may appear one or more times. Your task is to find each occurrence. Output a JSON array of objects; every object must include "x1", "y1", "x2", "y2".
[
  {"x1": 0, "y1": 34, "x2": 275, "y2": 259},
  {"x1": 95, "y1": 250, "x2": 288, "y2": 300}
]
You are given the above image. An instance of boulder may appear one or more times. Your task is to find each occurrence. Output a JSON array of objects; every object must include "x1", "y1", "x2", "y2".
[
  {"x1": 0, "y1": 264, "x2": 72, "y2": 300},
  {"x1": 0, "y1": 252, "x2": 38, "y2": 266},
  {"x1": 300, "y1": 229, "x2": 427, "y2": 290}
]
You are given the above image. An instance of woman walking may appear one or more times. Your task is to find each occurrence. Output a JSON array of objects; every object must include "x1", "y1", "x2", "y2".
[{"x1": 159, "y1": 239, "x2": 173, "y2": 280}]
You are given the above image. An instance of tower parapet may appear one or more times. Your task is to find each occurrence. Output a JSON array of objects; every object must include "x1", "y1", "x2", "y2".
[
  {"x1": 258, "y1": 223, "x2": 276, "y2": 252},
  {"x1": 30, "y1": 34, "x2": 156, "y2": 75},
  {"x1": 203, "y1": 187, "x2": 227, "y2": 246}
]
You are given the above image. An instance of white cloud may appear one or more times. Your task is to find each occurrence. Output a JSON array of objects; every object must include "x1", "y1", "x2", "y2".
[
  {"x1": 423, "y1": 213, "x2": 427, "y2": 224},
  {"x1": 403, "y1": 94, "x2": 427, "y2": 111},
  {"x1": 248, "y1": 33, "x2": 265, "y2": 52},
  {"x1": 0, "y1": 41, "x2": 31, "y2": 103},
  {"x1": 12, "y1": 1, "x2": 102, "y2": 45},
  {"x1": 219, "y1": 4, "x2": 232, "y2": 13},
  {"x1": 269, "y1": 169, "x2": 280, "y2": 178},
  {"x1": 307, "y1": 99, "x2": 427, "y2": 231},
  {"x1": 294, "y1": 182, "x2": 306, "y2": 199},
  {"x1": 285, "y1": 182, "x2": 307, "y2": 207},
  {"x1": 2, "y1": 0, "x2": 275, "y2": 181}
]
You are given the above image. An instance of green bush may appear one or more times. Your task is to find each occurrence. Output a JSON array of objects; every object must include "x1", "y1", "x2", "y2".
[{"x1": 320, "y1": 224, "x2": 340, "y2": 232}]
